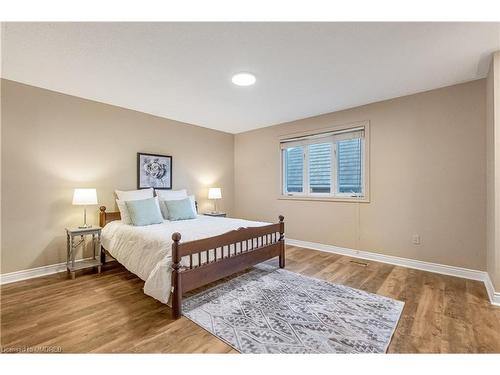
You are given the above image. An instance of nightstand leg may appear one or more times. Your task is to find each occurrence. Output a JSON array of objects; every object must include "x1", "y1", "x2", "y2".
[
  {"x1": 70, "y1": 235, "x2": 75, "y2": 269},
  {"x1": 66, "y1": 233, "x2": 70, "y2": 269},
  {"x1": 97, "y1": 265, "x2": 102, "y2": 274},
  {"x1": 71, "y1": 271, "x2": 75, "y2": 280}
]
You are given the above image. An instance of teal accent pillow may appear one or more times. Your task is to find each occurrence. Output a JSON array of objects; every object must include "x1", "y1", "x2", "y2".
[
  {"x1": 165, "y1": 198, "x2": 196, "y2": 221},
  {"x1": 125, "y1": 197, "x2": 163, "y2": 226}
]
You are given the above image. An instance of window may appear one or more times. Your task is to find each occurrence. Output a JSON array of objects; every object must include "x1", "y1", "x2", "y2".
[
  {"x1": 283, "y1": 146, "x2": 304, "y2": 193},
  {"x1": 337, "y1": 138, "x2": 362, "y2": 194},
  {"x1": 281, "y1": 125, "x2": 367, "y2": 200},
  {"x1": 309, "y1": 143, "x2": 332, "y2": 193}
]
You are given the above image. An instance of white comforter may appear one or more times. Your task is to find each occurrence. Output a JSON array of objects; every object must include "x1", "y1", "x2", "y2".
[{"x1": 101, "y1": 215, "x2": 269, "y2": 304}]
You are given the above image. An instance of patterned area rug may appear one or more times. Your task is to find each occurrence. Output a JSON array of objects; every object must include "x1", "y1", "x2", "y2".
[{"x1": 183, "y1": 263, "x2": 404, "y2": 353}]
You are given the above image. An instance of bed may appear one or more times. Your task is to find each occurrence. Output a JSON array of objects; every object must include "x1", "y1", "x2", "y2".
[{"x1": 99, "y1": 206, "x2": 285, "y2": 319}]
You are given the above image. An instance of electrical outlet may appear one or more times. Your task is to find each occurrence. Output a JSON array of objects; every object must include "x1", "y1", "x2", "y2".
[{"x1": 412, "y1": 234, "x2": 421, "y2": 245}]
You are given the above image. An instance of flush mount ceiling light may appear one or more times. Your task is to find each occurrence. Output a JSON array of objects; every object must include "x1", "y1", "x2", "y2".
[{"x1": 231, "y1": 72, "x2": 256, "y2": 86}]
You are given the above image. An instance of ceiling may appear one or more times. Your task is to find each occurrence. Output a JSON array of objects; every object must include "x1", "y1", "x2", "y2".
[{"x1": 2, "y1": 22, "x2": 500, "y2": 134}]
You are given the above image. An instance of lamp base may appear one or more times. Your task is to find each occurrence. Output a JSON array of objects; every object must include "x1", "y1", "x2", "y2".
[{"x1": 78, "y1": 207, "x2": 92, "y2": 229}]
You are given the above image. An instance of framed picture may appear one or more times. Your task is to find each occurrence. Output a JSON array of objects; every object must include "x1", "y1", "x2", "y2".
[{"x1": 137, "y1": 152, "x2": 172, "y2": 190}]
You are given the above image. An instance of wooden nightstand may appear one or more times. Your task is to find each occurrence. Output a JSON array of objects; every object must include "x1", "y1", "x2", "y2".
[
  {"x1": 65, "y1": 227, "x2": 102, "y2": 279},
  {"x1": 203, "y1": 212, "x2": 227, "y2": 217}
]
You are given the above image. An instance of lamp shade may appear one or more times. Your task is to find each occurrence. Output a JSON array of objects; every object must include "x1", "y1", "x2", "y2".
[
  {"x1": 72, "y1": 188, "x2": 98, "y2": 205},
  {"x1": 208, "y1": 187, "x2": 222, "y2": 200}
]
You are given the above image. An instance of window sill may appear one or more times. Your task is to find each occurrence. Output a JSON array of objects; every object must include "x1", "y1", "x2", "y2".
[{"x1": 278, "y1": 195, "x2": 370, "y2": 203}]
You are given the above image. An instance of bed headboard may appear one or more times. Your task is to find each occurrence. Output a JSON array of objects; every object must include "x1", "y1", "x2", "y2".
[{"x1": 99, "y1": 201, "x2": 199, "y2": 227}]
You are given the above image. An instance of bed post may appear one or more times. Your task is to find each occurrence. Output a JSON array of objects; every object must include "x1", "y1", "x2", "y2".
[
  {"x1": 171, "y1": 232, "x2": 182, "y2": 319},
  {"x1": 278, "y1": 215, "x2": 285, "y2": 268},
  {"x1": 99, "y1": 206, "x2": 107, "y2": 228}
]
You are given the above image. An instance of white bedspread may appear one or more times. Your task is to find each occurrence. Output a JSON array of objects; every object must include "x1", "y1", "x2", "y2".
[{"x1": 101, "y1": 215, "x2": 269, "y2": 304}]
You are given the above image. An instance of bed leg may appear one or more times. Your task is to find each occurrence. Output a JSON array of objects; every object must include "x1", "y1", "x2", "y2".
[
  {"x1": 278, "y1": 215, "x2": 285, "y2": 268},
  {"x1": 171, "y1": 232, "x2": 182, "y2": 319}
]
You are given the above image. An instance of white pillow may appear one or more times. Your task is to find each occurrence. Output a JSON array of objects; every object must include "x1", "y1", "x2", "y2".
[
  {"x1": 188, "y1": 195, "x2": 197, "y2": 214},
  {"x1": 116, "y1": 196, "x2": 162, "y2": 225},
  {"x1": 159, "y1": 195, "x2": 197, "y2": 220},
  {"x1": 116, "y1": 199, "x2": 132, "y2": 224},
  {"x1": 155, "y1": 189, "x2": 187, "y2": 201},
  {"x1": 115, "y1": 188, "x2": 153, "y2": 201}
]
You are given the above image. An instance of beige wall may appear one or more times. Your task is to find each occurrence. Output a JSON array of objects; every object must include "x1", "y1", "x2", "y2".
[
  {"x1": 486, "y1": 51, "x2": 500, "y2": 290},
  {"x1": 1, "y1": 25, "x2": 4, "y2": 275},
  {"x1": 0, "y1": 78, "x2": 490, "y2": 275},
  {"x1": 1, "y1": 79, "x2": 234, "y2": 274},
  {"x1": 235, "y1": 80, "x2": 486, "y2": 270}
]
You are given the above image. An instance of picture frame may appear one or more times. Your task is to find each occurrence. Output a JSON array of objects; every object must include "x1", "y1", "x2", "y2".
[{"x1": 137, "y1": 152, "x2": 172, "y2": 190}]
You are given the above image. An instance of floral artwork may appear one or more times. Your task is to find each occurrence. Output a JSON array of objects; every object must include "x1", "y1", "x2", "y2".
[{"x1": 137, "y1": 153, "x2": 172, "y2": 189}]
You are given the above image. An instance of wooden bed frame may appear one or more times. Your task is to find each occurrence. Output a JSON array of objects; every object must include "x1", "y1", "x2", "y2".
[{"x1": 99, "y1": 206, "x2": 285, "y2": 319}]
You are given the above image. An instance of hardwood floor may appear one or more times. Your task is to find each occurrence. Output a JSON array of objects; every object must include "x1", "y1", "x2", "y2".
[{"x1": 1, "y1": 245, "x2": 499, "y2": 353}]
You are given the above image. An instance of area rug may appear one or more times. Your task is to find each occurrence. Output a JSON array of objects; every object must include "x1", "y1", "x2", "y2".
[{"x1": 183, "y1": 263, "x2": 404, "y2": 353}]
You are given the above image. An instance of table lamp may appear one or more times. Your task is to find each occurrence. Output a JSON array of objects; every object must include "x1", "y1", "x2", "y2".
[
  {"x1": 208, "y1": 187, "x2": 222, "y2": 214},
  {"x1": 72, "y1": 188, "x2": 98, "y2": 228}
]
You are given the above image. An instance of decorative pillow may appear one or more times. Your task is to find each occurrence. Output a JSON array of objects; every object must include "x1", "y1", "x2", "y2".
[
  {"x1": 165, "y1": 197, "x2": 196, "y2": 221},
  {"x1": 115, "y1": 188, "x2": 153, "y2": 201},
  {"x1": 125, "y1": 197, "x2": 164, "y2": 226},
  {"x1": 159, "y1": 194, "x2": 197, "y2": 220},
  {"x1": 155, "y1": 189, "x2": 187, "y2": 201}
]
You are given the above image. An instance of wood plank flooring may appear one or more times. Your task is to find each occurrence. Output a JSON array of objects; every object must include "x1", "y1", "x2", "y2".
[{"x1": 1, "y1": 245, "x2": 499, "y2": 353}]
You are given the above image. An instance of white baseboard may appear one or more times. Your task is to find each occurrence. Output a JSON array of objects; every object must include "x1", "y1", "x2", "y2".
[
  {"x1": 286, "y1": 238, "x2": 500, "y2": 306},
  {"x1": 483, "y1": 275, "x2": 500, "y2": 306},
  {"x1": 0, "y1": 258, "x2": 93, "y2": 285}
]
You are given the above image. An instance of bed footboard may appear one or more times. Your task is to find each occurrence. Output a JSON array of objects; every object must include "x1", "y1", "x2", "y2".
[{"x1": 171, "y1": 215, "x2": 284, "y2": 319}]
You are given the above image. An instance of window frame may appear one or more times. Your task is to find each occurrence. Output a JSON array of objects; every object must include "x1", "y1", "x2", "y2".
[{"x1": 279, "y1": 121, "x2": 370, "y2": 203}]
